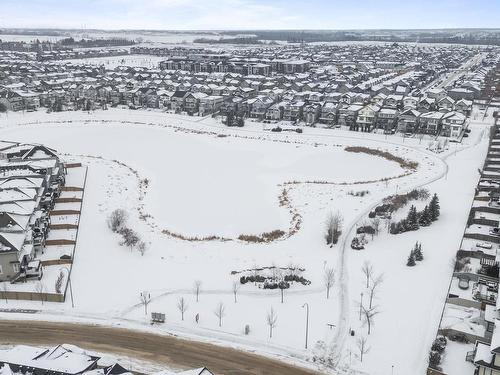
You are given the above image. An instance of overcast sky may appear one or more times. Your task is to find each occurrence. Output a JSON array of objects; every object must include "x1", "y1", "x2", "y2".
[{"x1": 1, "y1": 0, "x2": 499, "y2": 30}]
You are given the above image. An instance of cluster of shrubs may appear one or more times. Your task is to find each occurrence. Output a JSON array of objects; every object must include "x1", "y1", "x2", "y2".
[
  {"x1": 263, "y1": 280, "x2": 291, "y2": 290},
  {"x1": 284, "y1": 274, "x2": 311, "y2": 285},
  {"x1": 108, "y1": 209, "x2": 148, "y2": 255},
  {"x1": 429, "y1": 336, "x2": 447, "y2": 370},
  {"x1": 368, "y1": 189, "x2": 430, "y2": 219},
  {"x1": 238, "y1": 229, "x2": 286, "y2": 243},
  {"x1": 162, "y1": 228, "x2": 229, "y2": 242},
  {"x1": 356, "y1": 225, "x2": 375, "y2": 235},
  {"x1": 344, "y1": 146, "x2": 419, "y2": 170},
  {"x1": 238, "y1": 265, "x2": 311, "y2": 289},
  {"x1": 389, "y1": 194, "x2": 440, "y2": 235},
  {"x1": 348, "y1": 190, "x2": 369, "y2": 197},
  {"x1": 240, "y1": 275, "x2": 266, "y2": 284}
]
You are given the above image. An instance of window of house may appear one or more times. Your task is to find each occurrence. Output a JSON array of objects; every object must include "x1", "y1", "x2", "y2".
[
  {"x1": 12, "y1": 263, "x2": 20, "y2": 273},
  {"x1": 0, "y1": 265, "x2": 2, "y2": 275}
]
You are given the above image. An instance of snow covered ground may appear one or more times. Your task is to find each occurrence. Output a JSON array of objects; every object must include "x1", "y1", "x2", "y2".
[
  {"x1": 0, "y1": 106, "x2": 493, "y2": 374},
  {"x1": 55, "y1": 54, "x2": 165, "y2": 69}
]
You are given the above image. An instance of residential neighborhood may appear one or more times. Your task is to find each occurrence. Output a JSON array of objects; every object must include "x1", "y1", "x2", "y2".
[
  {"x1": 0, "y1": 43, "x2": 497, "y2": 140},
  {"x1": 0, "y1": 8, "x2": 499, "y2": 375}
]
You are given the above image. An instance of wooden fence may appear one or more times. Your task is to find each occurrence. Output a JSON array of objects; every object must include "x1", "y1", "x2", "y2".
[
  {"x1": 41, "y1": 259, "x2": 72, "y2": 267},
  {"x1": 0, "y1": 291, "x2": 64, "y2": 303},
  {"x1": 50, "y1": 224, "x2": 78, "y2": 230},
  {"x1": 45, "y1": 239, "x2": 76, "y2": 246},
  {"x1": 49, "y1": 210, "x2": 81, "y2": 216},
  {"x1": 61, "y1": 187, "x2": 84, "y2": 192},
  {"x1": 64, "y1": 163, "x2": 82, "y2": 168}
]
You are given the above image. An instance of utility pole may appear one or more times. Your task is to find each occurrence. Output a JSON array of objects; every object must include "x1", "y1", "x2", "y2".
[{"x1": 302, "y1": 303, "x2": 309, "y2": 349}]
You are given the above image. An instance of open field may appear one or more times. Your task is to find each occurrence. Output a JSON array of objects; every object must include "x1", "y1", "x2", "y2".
[{"x1": 0, "y1": 107, "x2": 493, "y2": 374}]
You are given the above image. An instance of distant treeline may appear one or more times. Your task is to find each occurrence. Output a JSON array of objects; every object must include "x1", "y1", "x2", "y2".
[
  {"x1": 59, "y1": 37, "x2": 136, "y2": 47},
  {"x1": 223, "y1": 30, "x2": 500, "y2": 46},
  {"x1": 194, "y1": 37, "x2": 264, "y2": 45}
]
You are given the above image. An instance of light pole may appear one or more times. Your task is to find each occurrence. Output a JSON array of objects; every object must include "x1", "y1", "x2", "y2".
[
  {"x1": 59, "y1": 267, "x2": 74, "y2": 308},
  {"x1": 359, "y1": 292, "x2": 364, "y2": 321},
  {"x1": 302, "y1": 303, "x2": 309, "y2": 349}
]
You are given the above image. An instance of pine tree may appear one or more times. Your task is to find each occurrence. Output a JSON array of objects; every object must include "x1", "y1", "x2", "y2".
[
  {"x1": 429, "y1": 194, "x2": 440, "y2": 222},
  {"x1": 407, "y1": 250, "x2": 416, "y2": 267},
  {"x1": 414, "y1": 242, "x2": 424, "y2": 261},
  {"x1": 419, "y1": 205, "x2": 431, "y2": 226},
  {"x1": 406, "y1": 205, "x2": 419, "y2": 231}
]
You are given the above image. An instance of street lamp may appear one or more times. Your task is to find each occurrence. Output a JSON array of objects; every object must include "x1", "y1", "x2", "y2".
[
  {"x1": 59, "y1": 266, "x2": 74, "y2": 308},
  {"x1": 359, "y1": 292, "x2": 364, "y2": 321},
  {"x1": 302, "y1": 303, "x2": 309, "y2": 349}
]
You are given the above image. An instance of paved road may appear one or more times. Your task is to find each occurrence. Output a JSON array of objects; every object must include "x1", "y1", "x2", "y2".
[{"x1": 0, "y1": 320, "x2": 320, "y2": 375}]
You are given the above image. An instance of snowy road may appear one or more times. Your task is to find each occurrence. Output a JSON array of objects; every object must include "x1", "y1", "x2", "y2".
[{"x1": 0, "y1": 319, "x2": 320, "y2": 375}]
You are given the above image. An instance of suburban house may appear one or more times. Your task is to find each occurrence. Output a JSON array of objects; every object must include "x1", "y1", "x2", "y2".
[
  {"x1": 283, "y1": 101, "x2": 305, "y2": 122},
  {"x1": 419, "y1": 111, "x2": 444, "y2": 135},
  {"x1": 198, "y1": 95, "x2": 223, "y2": 116},
  {"x1": 265, "y1": 102, "x2": 284, "y2": 121},
  {"x1": 356, "y1": 104, "x2": 380, "y2": 131},
  {"x1": 319, "y1": 102, "x2": 338, "y2": 125},
  {"x1": 170, "y1": 91, "x2": 188, "y2": 112},
  {"x1": 397, "y1": 108, "x2": 421, "y2": 134},
  {"x1": 441, "y1": 111, "x2": 467, "y2": 138},
  {"x1": 375, "y1": 108, "x2": 398, "y2": 132}
]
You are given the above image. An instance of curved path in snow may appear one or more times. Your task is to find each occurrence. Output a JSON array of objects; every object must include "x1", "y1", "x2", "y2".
[{"x1": 328, "y1": 128, "x2": 487, "y2": 368}]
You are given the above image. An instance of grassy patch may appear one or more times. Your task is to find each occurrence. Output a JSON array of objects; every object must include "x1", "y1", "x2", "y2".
[{"x1": 345, "y1": 146, "x2": 419, "y2": 170}]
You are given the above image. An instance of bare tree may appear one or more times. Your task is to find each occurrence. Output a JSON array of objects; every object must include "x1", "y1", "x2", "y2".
[
  {"x1": 214, "y1": 302, "x2": 226, "y2": 327},
  {"x1": 369, "y1": 274, "x2": 384, "y2": 309},
  {"x1": 266, "y1": 307, "x2": 278, "y2": 338},
  {"x1": 55, "y1": 270, "x2": 64, "y2": 294},
  {"x1": 232, "y1": 281, "x2": 240, "y2": 303},
  {"x1": 120, "y1": 228, "x2": 140, "y2": 252},
  {"x1": 361, "y1": 261, "x2": 374, "y2": 288},
  {"x1": 1, "y1": 282, "x2": 8, "y2": 303},
  {"x1": 356, "y1": 336, "x2": 370, "y2": 362},
  {"x1": 137, "y1": 241, "x2": 147, "y2": 256},
  {"x1": 371, "y1": 217, "x2": 381, "y2": 236},
  {"x1": 107, "y1": 209, "x2": 128, "y2": 232},
  {"x1": 177, "y1": 297, "x2": 188, "y2": 321},
  {"x1": 35, "y1": 281, "x2": 45, "y2": 305},
  {"x1": 324, "y1": 268, "x2": 335, "y2": 299},
  {"x1": 193, "y1": 280, "x2": 202, "y2": 302},
  {"x1": 139, "y1": 291, "x2": 151, "y2": 316},
  {"x1": 361, "y1": 304, "x2": 379, "y2": 335},
  {"x1": 324, "y1": 210, "x2": 344, "y2": 246}
]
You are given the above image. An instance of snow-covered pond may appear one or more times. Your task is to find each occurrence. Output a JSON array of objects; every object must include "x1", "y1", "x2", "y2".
[{"x1": 0, "y1": 121, "x2": 403, "y2": 237}]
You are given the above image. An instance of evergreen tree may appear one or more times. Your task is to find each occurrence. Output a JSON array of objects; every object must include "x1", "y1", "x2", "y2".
[
  {"x1": 429, "y1": 194, "x2": 440, "y2": 221},
  {"x1": 414, "y1": 242, "x2": 424, "y2": 261},
  {"x1": 406, "y1": 205, "x2": 419, "y2": 230},
  {"x1": 225, "y1": 111, "x2": 234, "y2": 127},
  {"x1": 419, "y1": 205, "x2": 431, "y2": 226},
  {"x1": 407, "y1": 250, "x2": 416, "y2": 267}
]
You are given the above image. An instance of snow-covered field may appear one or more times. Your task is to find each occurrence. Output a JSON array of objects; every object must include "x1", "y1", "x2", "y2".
[
  {"x1": 0, "y1": 107, "x2": 493, "y2": 374},
  {"x1": 55, "y1": 54, "x2": 165, "y2": 69}
]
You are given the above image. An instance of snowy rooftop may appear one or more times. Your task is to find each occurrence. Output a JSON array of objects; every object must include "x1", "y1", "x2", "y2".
[{"x1": 0, "y1": 345, "x2": 97, "y2": 375}]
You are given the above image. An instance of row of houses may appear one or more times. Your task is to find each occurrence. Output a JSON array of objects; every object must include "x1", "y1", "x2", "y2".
[
  {"x1": 0, "y1": 344, "x2": 213, "y2": 375},
  {"x1": 0, "y1": 44, "x2": 497, "y2": 140},
  {"x1": 429, "y1": 115, "x2": 500, "y2": 375},
  {"x1": 0, "y1": 142, "x2": 66, "y2": 284}
]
